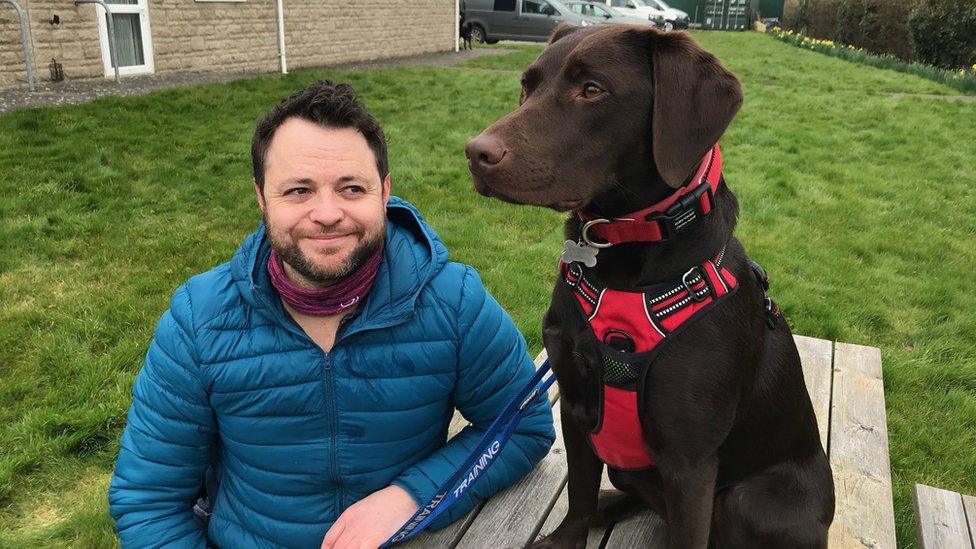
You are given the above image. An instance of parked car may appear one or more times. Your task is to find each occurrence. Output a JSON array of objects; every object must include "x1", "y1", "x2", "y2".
[
  {"x1": 563, "y1": 1, "x2": 658, "y2": 26},
  {"x1": 605, "y1": 0, "x2": 688, "y2": 29},
  {"x1": 463, "y1": 0, "x2": 602, "y2": 43}
]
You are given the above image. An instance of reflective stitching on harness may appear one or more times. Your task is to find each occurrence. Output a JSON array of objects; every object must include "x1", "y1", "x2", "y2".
[
  {"x1": 715, "y1": 247, "x2": 727, "y2": 266},
  {"x1": 643, "y1": 295, "x2": 668, "y2": 338},
  {"x1": 588, "y1": 290, "x2": 606, "y2": 321},
  {"x1": 648, "y1": 277, "x2": 697, "y2": 304},
  {"x1": 711, "y1": 261, "x2": 729, "y2": 293},
  {"x1": 654, "y1": 287, "x2": 710, "y2": 317}
]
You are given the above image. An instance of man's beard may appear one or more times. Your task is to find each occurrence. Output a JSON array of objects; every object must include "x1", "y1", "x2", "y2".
[{"x1": 264, "y1": 216, "x2": 386, "y2": 287}]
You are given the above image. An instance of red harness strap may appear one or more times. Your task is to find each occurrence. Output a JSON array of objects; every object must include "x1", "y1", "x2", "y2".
[{"x1": 561, "y1": 251, "x2": 738, "y2": 469}]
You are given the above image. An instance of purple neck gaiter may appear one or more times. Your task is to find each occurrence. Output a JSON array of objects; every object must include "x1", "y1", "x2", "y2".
[{"x1": 267, "y1": 244, "x2": 384, "y2": 316}]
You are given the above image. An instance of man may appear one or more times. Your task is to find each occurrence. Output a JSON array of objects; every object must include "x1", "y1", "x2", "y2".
[{"x1": 108, "y1": 81, "x2": 555, "y2": 548}]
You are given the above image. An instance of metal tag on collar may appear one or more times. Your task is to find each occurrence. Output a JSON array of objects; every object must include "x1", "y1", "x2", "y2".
[{"x1": 562, "y1": 240, "x2": 599, "y2": 267}]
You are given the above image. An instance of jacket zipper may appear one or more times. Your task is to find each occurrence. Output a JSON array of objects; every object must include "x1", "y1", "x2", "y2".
[{"x1": 322, "y1": 351, "x2": 342, "y2": 515}]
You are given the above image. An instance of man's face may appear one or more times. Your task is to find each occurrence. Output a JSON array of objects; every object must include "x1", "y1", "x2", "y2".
[{"x1": 256, "y1": 118, "x2": 390, "y2": 289}]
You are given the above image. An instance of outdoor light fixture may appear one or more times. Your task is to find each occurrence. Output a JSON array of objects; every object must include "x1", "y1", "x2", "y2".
[
  {"x1": 50, "y1": 58, "x2": 64, "y2": 82},
  {"x1": 49, "y1": 14, "x2": 60, "y2": 25}
]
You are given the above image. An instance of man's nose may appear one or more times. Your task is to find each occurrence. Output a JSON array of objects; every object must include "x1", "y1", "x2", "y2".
[
  {"x1": 308, "y1": 193, "x2": 345, "y2": 226},
  {"x1": 465, "y1": 134, "x2": 509, "y2": 174}
]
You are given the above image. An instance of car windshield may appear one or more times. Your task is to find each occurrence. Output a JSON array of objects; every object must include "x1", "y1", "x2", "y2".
[
  {"x1": 650, "y1": 0, "x2": 671, "y2": 9},
  {"x1": 570, "y1": 3, "x2": 617, "y2": 16}
]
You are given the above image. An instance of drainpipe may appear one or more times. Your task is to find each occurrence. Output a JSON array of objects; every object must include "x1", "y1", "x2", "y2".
[
  {"x1": 454, "y1": 0, "x2": 459, "y2": 53},
  {"x1": 74, "y1": 0, "x2": 120, "y2": 83},
  {"x1": 276, "y1": 0, "x2": 287, "y2": 73},
  {"x1": 0, "y1": 0, "x2": 35, "y2": 91}
]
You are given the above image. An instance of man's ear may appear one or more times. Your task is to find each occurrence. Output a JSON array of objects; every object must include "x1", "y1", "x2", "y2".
[
  {"x1": 254, "y1": 180, "x2": 267, "y2": 213},
  {"x1": 549, "y1": 22, "x2": 582, "y2": 44},
  {"x1": 649, "y1": 30, "x2": 743, "y2": 187},
  {"x1": 382, "y1": 173, "x2": 391, "y2": 206}
]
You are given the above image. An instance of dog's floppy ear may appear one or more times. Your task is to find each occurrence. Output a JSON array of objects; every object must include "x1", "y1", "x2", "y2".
[
  {"x1": 549, "y1": 23, "x2": 582, "y2": 44},
  {"x1": 649, "y1": 31, "x2": 743, "y2": 188}
]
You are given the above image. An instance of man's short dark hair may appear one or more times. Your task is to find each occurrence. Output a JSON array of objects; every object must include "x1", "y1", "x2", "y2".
[{"x1": 251, "y1": 80, "x2": 389, "y2": 192}]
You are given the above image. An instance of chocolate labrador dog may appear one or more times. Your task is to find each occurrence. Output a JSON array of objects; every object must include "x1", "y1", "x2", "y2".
[{"x1": 465, "y1": 24, "x2": 834, "y2": 548}]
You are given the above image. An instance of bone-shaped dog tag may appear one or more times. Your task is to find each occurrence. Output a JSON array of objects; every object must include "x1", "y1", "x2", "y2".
[{"x1": 561, "y1": 240, "x2": 599, "y2": 267}]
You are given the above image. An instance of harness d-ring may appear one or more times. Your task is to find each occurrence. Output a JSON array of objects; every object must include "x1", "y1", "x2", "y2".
[{"x1": 581, "y1": 219, "x2": 613, "y2": 249}]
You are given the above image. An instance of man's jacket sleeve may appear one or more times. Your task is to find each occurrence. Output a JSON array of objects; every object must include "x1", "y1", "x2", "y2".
[
  {"x1": 108, "y1": 285, "x2": 215, "y2": 548},
  {"x1": 392, "y1": 267, "x2": 556, "y2": 529}
]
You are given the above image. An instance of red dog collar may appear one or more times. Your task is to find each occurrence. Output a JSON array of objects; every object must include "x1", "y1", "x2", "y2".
[{"x1": 578, "y1": 145, "x2": 723, "y2": 247}]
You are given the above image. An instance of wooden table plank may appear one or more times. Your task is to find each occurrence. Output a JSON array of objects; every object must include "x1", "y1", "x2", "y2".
[
  {"x1": 537, "y1": 470, "x2": 617, "y2": 548},
  {"x1": 604, "y1": 509, "x2": 667, "y2": 548},
  {"x1": 963, "y1": 494, "x2": 976, "y2": 548},
  {"x1": 403, "y1": 503, "x2": 484, "y2": 549},
  {"x1": 536, "y1": 483, "x2": 612, "y2": 548},
  {"x1": 827, "y1": 343, "x2": 897, "y2": 549},
  {"x1": 794, "y1": 334, "x2": 833, "y2": 452},
  {"x1": 455, "y1": 399, "x2": 568, "y2": 549},
  {"x1": 913, "y1": 484, "x2": 974, "y2": 549},
  {"x1": 407, "y1": 352, "x2": 554, "y2": 548}
]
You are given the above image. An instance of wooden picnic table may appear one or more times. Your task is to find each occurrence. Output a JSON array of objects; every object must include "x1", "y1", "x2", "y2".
[
  {"x1": 404, "y1": 336, "x2": 896, "y2": 549},
  {"x1": 913, "y1": 483, "x2": 976, "y2": 548}
]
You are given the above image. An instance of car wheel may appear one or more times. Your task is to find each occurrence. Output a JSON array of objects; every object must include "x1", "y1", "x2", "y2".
[
  {"x1": 471, "y1": 25, "x2": 486, "y2": 44},
  {"x1": 664, "y1": 21, "x2": 674, "y2": 31}
]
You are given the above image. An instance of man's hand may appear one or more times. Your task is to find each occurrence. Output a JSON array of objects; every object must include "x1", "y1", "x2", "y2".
[{"x1": 321, "y1": 484, "x2": 419, "y2": 549}]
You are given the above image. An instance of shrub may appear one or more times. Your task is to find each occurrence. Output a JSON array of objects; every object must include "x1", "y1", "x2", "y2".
[{"x1": 908, "y1": 0, "x2": 976, "y2": 69}]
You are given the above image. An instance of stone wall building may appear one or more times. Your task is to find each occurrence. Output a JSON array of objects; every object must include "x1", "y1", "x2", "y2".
[{"x1": 0, "y1": 0, "x2": 455, "y2": 90}]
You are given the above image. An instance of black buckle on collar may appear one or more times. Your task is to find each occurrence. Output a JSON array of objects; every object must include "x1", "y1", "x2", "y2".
[
  {"x1": 645, "y1": 183, "x2": 713, "y2": 240},
  {"x1": 682, "y1": 266, "x2": 709, "y2": 302}
]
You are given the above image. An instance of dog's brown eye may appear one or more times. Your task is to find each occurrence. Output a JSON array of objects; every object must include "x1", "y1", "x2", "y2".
[{"x1": 582, "y1": 83, "x2": 604, "y2": 99}]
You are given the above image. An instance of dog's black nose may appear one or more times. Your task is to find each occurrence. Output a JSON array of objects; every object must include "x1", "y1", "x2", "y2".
[{"x1": 465, "y1": 134, "x2": 508, "y2": 171}]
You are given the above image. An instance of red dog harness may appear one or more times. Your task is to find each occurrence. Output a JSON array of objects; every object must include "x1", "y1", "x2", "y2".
[
  {"x1": 560, "y1": 145, "x2": 749, "y2": 470},
  {"x1": 561, "y1": 250, "x2": 739, "y2": 469}
]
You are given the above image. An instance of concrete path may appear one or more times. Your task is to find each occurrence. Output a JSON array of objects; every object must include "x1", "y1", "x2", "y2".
[{"x1": 0, "y1": 47, "x2": 512, "y2": 114}]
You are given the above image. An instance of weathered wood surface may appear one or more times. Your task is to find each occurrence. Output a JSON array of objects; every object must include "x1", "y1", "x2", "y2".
[
  {"x1": 454, "y1": 399, "x2": 567, "y2": 548},
  {"x1": 603, "y1": 509, "x2": 668, "y2": 548},
  {"x1": 537, "y1": 471, "x2": 614, "y2": 547},
  {"x1": 964, "y1": 495, "x2": 976, "y2": 547},
  {"x1": 416, "y1": 337, "x2": 896, "y2": 549},
  {"x1": 913, "y1": 484, "x2": 975, "y2": 549},
  {"x1": 794, "y1": 334, "x2": 833, "y2": 452},
  {"x1": 828, "y1": 343, "x2": 897, "y2": 549},
  {"x1": 404, "y1": 352, "x2": 556, "y2": 549}
]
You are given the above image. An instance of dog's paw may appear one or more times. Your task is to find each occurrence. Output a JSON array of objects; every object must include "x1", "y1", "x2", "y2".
[
  {"x1": 532, "y1": 522, "x2": 588, "y2": 549},
  {"x1": 594, "y1": 489, "x2": 642, "y2": 526}
]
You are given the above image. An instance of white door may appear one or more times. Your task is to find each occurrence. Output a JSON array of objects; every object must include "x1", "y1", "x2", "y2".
[{"x1": 95, "y1": 0, "x2": 154, "y2": 77}]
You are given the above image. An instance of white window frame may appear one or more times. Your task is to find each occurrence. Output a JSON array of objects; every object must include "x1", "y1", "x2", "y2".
[{"x1": 95, "y1": 0, "x2": 155, "y2": 77}]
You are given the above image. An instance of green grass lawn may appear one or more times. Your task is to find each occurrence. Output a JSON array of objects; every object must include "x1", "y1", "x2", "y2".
[{"x1": 1, "y1": 32, "x2": 974, "y2": 547}]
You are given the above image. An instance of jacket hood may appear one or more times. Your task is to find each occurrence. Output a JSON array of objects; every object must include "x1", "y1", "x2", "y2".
[{"x1": 229, "y1": 196, "x2": 450, "y2": 334}]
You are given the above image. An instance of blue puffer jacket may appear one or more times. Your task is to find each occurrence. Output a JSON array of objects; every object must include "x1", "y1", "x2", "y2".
[{"x1": 108, "y1": 197, "x2": 555, "y2": 548}]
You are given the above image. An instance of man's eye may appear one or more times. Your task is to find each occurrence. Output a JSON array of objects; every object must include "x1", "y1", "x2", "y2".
[
  {"x1": 582, "y1": 83, "x2": 604, "y2": 99},
  {"x1": 285, "y1": 188, "x2": 310, "y2": 195},
  {"x1": 344, "y1": 186, "x2": 366, "y2": 194}
]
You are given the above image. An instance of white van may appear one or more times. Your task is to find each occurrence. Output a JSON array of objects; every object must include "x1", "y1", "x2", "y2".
[{"x1": 605, "y1": 0, "x2": 688, "y2": 29}]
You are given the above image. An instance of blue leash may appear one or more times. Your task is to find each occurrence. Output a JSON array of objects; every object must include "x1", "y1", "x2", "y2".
[{"x1": 380, "y1": 359, "x2": 556, "y2": 547}]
